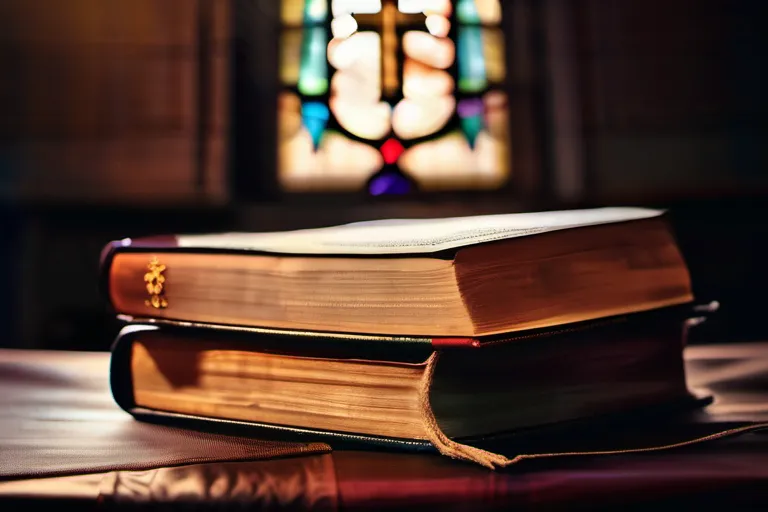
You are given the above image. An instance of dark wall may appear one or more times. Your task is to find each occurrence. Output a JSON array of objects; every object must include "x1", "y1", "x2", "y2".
[
  {"x1": 564, "y1": 0, "x2": 767, "y2": 341},
  {"x1": 573, "y1": 0, "x2": 767, "y2": 201},
  {"x1": 664, "y1": 199, "x2": 768, "y2": 344},
  {"x1": 0, "y1": 207, "x2": 19, "y2": 347},
  {"x1": 0, "y1": 0, "x2": 765, "y2": 350}
]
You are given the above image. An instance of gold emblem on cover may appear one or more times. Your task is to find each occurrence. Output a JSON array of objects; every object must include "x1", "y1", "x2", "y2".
[{"x1": 144, "y1": 256, "x2": 168, "y2": 309}]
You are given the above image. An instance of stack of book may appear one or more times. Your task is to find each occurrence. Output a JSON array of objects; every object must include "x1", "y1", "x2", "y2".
[{"x1": 102, "y1": 207, "x2": 698, "y2": 468}]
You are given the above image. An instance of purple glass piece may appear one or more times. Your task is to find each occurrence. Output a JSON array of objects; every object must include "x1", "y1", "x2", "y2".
[
  {"x1": 457, "y1": 98, "x2": 484, "y2": 118},
  {"x1": 368, "y1": 172, "x2": 412, "y2": 196}
]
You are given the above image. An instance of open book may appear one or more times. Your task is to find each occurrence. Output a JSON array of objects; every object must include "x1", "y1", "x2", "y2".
[{"x1": 102, "y1": 208, "x2": 692, "y2": 337}]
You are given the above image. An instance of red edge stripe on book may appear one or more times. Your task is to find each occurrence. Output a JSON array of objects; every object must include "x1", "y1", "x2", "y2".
[{"x1": 431, "y1": 337, "x2": 481, "y2": 348}]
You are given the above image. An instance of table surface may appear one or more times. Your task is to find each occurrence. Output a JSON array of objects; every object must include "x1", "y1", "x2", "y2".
[{"x1": 1, "y1": 343, "x2": 768, "y2": 510}]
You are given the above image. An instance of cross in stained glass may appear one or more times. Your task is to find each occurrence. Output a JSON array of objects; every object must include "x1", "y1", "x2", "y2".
[{"x1": 350, "y1": 2, "x2": 427, "y2": 98}]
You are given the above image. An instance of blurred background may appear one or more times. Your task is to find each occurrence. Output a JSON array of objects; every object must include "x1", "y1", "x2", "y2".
[{"x1": 0, "y1": 0, "x2": 765, "y2": 351}]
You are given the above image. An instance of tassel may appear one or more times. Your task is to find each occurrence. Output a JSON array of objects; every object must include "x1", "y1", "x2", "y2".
[{"x1": 418, "y1": 352, "x2": 514, "y2": 470}]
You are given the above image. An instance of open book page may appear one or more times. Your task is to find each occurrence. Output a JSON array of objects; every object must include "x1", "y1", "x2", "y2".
[{"x1": 176, "y1": 207, "x2": 664, "y2": 256}]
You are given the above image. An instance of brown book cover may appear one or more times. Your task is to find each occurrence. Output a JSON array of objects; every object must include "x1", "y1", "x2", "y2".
[
  {"x1": 111, "y1": 308, "x2": 711, "y2": 469},
  {"x1": 100, "y1": 208, "x2": 693, "y2": 338}
]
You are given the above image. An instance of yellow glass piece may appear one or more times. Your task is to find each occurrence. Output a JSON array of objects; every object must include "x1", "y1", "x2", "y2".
[
  {"x1": 484, "y1": 91, "x2": 511, "y2": 179},
  {"x1": 475, "y1": 0, "x2": 502, "y2": 24},
  {"x1": 484, "y1": 90, "x2": 509, "y2": 139},
  {"x1": 381, "y1": 2, "x2": 399, "y2": 96},
  {"x1": 483, "y1": 28, "x2": 506, "y2": 83},
  {"x1": 282, "y1": 0, "x2": 305, "y2": 25},
  {"x1": 278, "y1": 93, "x2": 304, "y2": 140},
  {"x1": 280, "y1": 30, "x2": 302, "y2": 85}
]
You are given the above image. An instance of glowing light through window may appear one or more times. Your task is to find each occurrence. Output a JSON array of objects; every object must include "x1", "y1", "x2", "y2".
[
  {"x1": 332, "y1": 0, "x2": 382, "y2": 16},
  {"x1": 425, "y1": 15, "x2": 451, "y2": 37},
  {"x1": 331, "y1": 14, "x2": 358, "y2": 38}
]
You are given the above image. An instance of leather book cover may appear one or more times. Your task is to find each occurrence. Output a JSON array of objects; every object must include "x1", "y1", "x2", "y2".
[
  {"x1": 100, "y1": 208, "x2": 690, "y2": 338},
  {"x1": 109, "y1": 310, "x2": 718, "y2": 465}
]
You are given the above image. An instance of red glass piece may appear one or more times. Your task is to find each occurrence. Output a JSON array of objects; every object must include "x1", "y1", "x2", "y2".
[{"x1": 380, "y1": 138, "x2": 405, "y2": 164}]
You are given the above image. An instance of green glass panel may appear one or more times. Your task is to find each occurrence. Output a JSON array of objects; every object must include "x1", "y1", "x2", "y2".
[
  {"x1": 456, "y1": 0, "x2": 480, "y2": 24},
  {"x1": 303, "y1": 0, "x2": 328, "y2": 23},
  {"x1": 457, "y1": 26, "x2": 487, "y2": 93},
  {"x1": 458, "y1": 98, "x2": 484, "y2": 148},
  {"x1": 298, "y1": 27, "x2": 329, "y2": 95},
  {"x1": 460, "y1": 115, "x2": 483, "y2": 149}
]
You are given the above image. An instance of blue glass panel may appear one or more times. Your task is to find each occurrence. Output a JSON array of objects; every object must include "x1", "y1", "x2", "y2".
[{"x1": 302, "y1": 102, "x2": 330, "y2": 150}]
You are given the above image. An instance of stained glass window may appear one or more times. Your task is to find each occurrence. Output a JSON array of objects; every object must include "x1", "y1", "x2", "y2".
[{"x1": 278, "y1": 0, "x2": 509, "y2": 194}]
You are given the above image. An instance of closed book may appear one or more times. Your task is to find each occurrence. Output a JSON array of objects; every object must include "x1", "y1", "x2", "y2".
[
  {"x1": 110, "y1": 309, "x2": 702, "y2": 469},
  {"x1": 101, "y1": 207, "x2": 693, "y2": 337}
]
